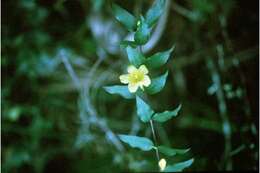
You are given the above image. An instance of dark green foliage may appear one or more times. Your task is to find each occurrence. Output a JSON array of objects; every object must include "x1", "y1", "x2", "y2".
[
  {"x1": 146, "y1": 71, "x2": 168, "y2": 94},
  {"x1": 112, "y1": 4, "x2": 137, "y2": 31},
  {"x1": 145, "y1": 46, "x2": 175, "y2": 69},
  {"x1": 145, "y1": 0, "x2": 166, "y2": 27},
  {"x1": 120, "y1": 40, "x2": 138, "y2": 49},
  {"x1": 152, "y1": 104, "x2": 182, "y2": 122},
  {"x1": 118, "y1": 135, "x2": 154, "y2": 151},
  {"x1": 134, "y1": 16, "x2": 151, "y2": 45},
  {"x1": 157, "y1": 146, "x2": 190, "y2": 156},
  {"x1": 164, "y1": 159, "x2": 194, "y2": 172},
  {"x1": 136, "y1": 96, "x2": 154, "y2": 122},
  {"x1": 104, "y1": 85, "x2": 134, "y2": 99},
  {"x1": 126, "y1": 46, "x2": 145, "y2": 67}
]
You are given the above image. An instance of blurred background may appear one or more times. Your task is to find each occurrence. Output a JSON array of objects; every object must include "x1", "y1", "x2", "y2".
[{"x1": 2, "y1": 0, "x2": 259, "y2": 172}]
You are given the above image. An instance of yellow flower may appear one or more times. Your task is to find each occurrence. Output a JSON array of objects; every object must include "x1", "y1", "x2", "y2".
[
  {"x1": 158, "y1": 158, "x2": 167, "y2": 171},
  {"x1": 119, "y1": 65, "x2": 151, "y2": 93}
]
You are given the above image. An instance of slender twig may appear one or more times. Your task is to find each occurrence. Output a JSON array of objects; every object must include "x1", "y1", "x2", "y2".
[
  {"x1": 81, "y1": 53, "x2": 125, "y2": 151},
  {"x1": 229, "y1": 144, "x2": 246, "y2": 157},
  {"x1": 150, "y1": 120, "x2": 160, "y2": 162},
  {"x1": 172, "y1": 46, "x2": 258, "y2": 70},
  {"x1": 60, "y1": 50, "x2": 81, "y2": 90},
  {"x1": 207, "y1": 58, "x2": 232, "y2": 170},
  {"x1": 59, "y1": 49, "x2": 124, "y2": 151},
  {"x1": 218, "y1": 13, "x2": 256, "y2": 137},
  {"x1": 171, "y1": 1, "x2": 197, "y2": 21}
]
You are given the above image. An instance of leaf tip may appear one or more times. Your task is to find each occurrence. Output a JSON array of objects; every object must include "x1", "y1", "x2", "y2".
[
  {"x1": 177, "y1": 103, "x2": 182, "y2": 110},
  {"x1": 164, "y1": 70, "x2": 169, "y2": 77},
  {"x1": 170, "y1": 45, "x2": 176, "y2": 52},
  {"x1": 185, "y1": 148, "x2": 191, "y2": 152},
  {"x1": 103, "y1": 86, "x2": 109, "y2": 91},
  {"x1": 189, "y1": 158, "x2": 194, "y2": 165}
]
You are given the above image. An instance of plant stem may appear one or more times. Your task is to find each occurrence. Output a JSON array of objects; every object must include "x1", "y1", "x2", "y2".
[
  {"x1": 207, "y1": 58, "x2": 232, "y2": 170},
  {"x1": 150, "y1": 120, "x2": 160, "y2": 162},
  {"x1": 139, "y1": 46, "x2": 160, "y2": 164}
]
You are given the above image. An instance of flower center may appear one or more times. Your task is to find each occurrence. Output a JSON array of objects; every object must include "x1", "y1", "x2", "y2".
[{"x1": 129, "y1": 71, "x2": 144, "y2": 83}]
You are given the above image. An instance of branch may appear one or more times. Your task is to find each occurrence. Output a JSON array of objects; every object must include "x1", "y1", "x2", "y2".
[
  {"x1": 59, "y1": 49, "x2": 124, "y2": 152},
  {"x1": 207, "y1": 58, "x2": 232, "y2": 170}
]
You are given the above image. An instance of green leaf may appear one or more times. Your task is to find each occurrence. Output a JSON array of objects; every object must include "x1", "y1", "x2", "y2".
[
  {"x1": 103, "y1": 85, "x2": 134, "y2": 99},
  {"x1": 145, "y1": 0, "x2": 166, "y2": 27},
  {"x1": 157, "y1": 146, "x2": 190, "y2": 156},
  {"x1": 126, "y1": 46, "x2": 145, "y2": 67},
  {"x1": 112, "y1": 4, "x2": 137, "y2": 31},
  {"x1": 118, "y1": 134, "x2": 154, "y2": 151},
  {"x1": 136, "y1": 96, "x2": 154, "y2": 122},
  {"x1": 134, "y1": 16, "x2": 150, "y2": 45},
  {"x1": 145, "y1": 46, "x2": 175, "y2": 69},
  {"x1": 146, "y1": 71, "x2": 168, "y2": 94},
  {"x1": 152, "y1": 104, "x2": 182, "y2": 122},
  {"x1": 163, "y1": 158, "x2": 194, "y2": 172},
  {"x1": 120, "y1": 40, "x2": 137, "y2": 49}
]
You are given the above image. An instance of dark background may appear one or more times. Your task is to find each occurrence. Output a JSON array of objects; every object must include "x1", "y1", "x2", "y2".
[{"x1": 2, "y1": 0, "x2": 259, "y2": 172}]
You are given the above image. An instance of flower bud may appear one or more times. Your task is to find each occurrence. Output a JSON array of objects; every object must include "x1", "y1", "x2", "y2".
[{"x1": 158, "y1": 158, "x2": 167, "y2": 171}]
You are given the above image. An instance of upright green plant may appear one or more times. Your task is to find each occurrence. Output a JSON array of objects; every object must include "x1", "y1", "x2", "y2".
[{"x1": 104, "y1": 0, "x2": 194, "y2": 171}]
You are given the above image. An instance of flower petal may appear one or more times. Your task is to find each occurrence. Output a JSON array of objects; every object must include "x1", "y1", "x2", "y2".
[
  {"x1": 139, "y1": 83, "x2": 144, "y2": 90},
  {"x1": 139, "y1": 65, "x2": 148, "y2": 74},
  {"x1": 127, "y1": 65, "x2": 137, "y2": 73},
  {"x1": 142, "y1": 75, "x2": 151, "y2": 87},
  {"x1": 119, "y1": 74, "x2": 129, "y2": 84},
  {"x1": 128, "y1": 83, "x2": 139, "y2": 93}
]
